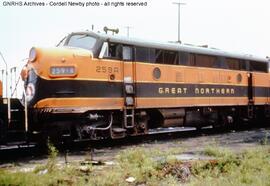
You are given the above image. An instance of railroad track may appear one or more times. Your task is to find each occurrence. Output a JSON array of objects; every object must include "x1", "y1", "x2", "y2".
[{"x1": 0, "y1": 121, "x2": 269, "y2": 162}]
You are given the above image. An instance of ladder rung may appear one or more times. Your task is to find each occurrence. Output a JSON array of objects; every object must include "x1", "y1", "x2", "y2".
[
  {"x1": 126, "y1": 114, "x2": 134, "y2": 117},
  {"x1": 124, "y1": 108, "x2": 135, "y2": 128},
  {"x1": 11, "y1": 109, "x2": 19, "y2": 112},
  {"x1": 126, "y1": 106, "x2": 134, "y2": 108},
  {"x1": 10, "y1": 120, "x2": 20, "y2": 122},
  {"x1": 112, "y1": 128, "x2": 126, "y2": 133}
]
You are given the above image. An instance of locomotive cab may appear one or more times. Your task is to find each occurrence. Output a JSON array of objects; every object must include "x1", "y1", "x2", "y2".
[{"x1": 22, "y1": 32, "x2": 103, "y2": 108}]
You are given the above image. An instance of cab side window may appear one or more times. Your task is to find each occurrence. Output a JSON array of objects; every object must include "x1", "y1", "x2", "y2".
[
  {"x1": 250, "y1": 61, "x2": 268, "y2": 72},
  {"x1": 135, "y1": 47, "x2": 149, "y2": 62},
  {"x1": 123, "y1": 46, "x2": 133, "y2": 61},
  {"x1": 105, "y1": 43, "x2": 122, "y2": 59}
]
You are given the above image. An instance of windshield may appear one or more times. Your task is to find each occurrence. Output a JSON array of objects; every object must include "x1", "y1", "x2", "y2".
[
  {"x1": 56, "y1": 36, "x2": 67, "y2": 47},
  {"x1": 66, "y1": 35, "x2": 97, "y2": 50}
]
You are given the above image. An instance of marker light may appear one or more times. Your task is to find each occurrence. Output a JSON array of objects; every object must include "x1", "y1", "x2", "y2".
[{"x1": 29, "y1": 47, "x2": 37, "y2": 62}]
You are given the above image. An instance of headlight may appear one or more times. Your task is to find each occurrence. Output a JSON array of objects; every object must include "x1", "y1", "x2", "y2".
[
  {"x1": 29, "y1": 47, "x2": 37, "y2": 62},
  {"x1": 50, "y1": 66, "x2": 76, "y2": 77}
]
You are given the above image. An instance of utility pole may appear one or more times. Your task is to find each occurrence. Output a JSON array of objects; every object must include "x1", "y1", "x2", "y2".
[
  {"x1": 125, "y1": 26, "x2": 132, "y2": 37},
  {"x1": 173, "y1": 1, "x2": 186, "y2": 43},
  {"x1": 0, "y1": 52, "x2": 8, "y2": 97}
]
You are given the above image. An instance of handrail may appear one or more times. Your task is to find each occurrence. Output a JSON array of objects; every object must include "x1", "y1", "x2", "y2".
[
  {"x1": 11, "y1": 75, "x2": 21, "y2": 98},
  {"x1": 23, "y1": 89, "x2": 28, "y2": 132},
  {"x1": 89, "y1": 113, "x2": 113, "y2": 131}
]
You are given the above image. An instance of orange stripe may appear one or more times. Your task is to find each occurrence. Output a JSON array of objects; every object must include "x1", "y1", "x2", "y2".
[
  {"x1": 136, "y1": 97, "x2": 249, "y2": 108},
  {"x1": 34, "y1": 98, "x2": 123, "y2": 110},
  {"x1": 254, "y1": 97, "x2": 270, "y2": 105}
]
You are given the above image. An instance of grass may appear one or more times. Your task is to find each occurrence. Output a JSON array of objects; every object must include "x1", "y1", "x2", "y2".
[
  {"x1": 190, "y1": 146, "x2": 270, "y2": 186},
  {"x1": 33, "y1": 139, "x2": 59, "y2": 174},
  {"x1": 0, "y1": 144, "x2": 270, "y2": 186}
]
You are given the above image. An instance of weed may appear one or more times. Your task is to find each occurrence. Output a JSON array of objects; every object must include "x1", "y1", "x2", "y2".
[
  {"x1": 190, "y1": 146, "x2": 270, "y2": 186},
  {"x1": 260, "y1": 131, "x2": 269, "y2": 145},
  {"x1": 46, "y1": 139, "x2": 59, "y2": 172},
  {"x1": 117, "y1": 147, "x2": 158, "y2": 183},
  {"x1": 204, "y1": 145, "x2": 234, "y2": 158},
  {"x1": 87, "y1": 167, "x2": 125, "y2": 186}
]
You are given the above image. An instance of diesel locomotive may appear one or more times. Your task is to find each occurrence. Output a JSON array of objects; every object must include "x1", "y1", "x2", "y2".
[{"x1": 4, "y1": 31, "x2": 270, "y2": 142}]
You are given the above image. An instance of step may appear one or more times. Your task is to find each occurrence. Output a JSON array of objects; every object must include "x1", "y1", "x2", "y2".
[
  {"x1": 126, "y1": 114, "x2": 134, "y2": 118},
  {"x1": 11, "y1": 109, "x2": 20, "y2": 112},
  {"x1": 0, "y1": 142, "x2": 36, "y2": 150},
  {"x1": 148, "y1": 127, "x2": 196, "y2": 135},
  {"x1": 112, "y1": 128, "x2": 126, "y2": 133}
]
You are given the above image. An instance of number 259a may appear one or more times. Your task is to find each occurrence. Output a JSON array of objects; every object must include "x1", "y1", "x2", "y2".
[{"x1": 96, "y1": 66, "x2": 119, "y2": 73}]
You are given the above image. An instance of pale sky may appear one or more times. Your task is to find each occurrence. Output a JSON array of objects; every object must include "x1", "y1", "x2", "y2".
[{"x1": 0, "y1": 0, "x2": 270, "y2": 97}]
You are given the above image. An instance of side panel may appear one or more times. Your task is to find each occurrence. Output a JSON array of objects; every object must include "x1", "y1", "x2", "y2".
[
  {"x1": 135, "y1": 62, "x2": 251, "y2": 108},
  {"x1": 253, "y1": 72, "x2": 269, "y2": 105}
]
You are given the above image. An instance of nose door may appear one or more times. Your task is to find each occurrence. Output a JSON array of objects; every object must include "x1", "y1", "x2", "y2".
[
  {"x1": 247, "y1": 72, "x2": 254, "y2": 118},
  {"x1": 122, "y1": 46, "x2": 136, "y2": 128},
  {"x1": 247, "y1": 72, "x2": 253, "y2": 102}
]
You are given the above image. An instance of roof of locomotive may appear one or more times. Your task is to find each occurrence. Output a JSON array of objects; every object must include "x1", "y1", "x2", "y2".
[{"x1": 69, "y1": 31, "x2": 270, "y2": 63}]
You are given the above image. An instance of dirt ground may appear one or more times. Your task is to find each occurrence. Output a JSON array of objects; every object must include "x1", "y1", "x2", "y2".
[{"x1": 1, "y1": 127, "x2": 269, "y2": 171}]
